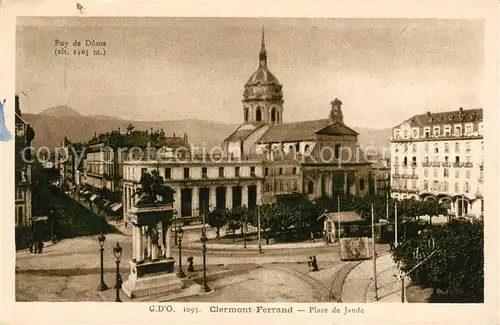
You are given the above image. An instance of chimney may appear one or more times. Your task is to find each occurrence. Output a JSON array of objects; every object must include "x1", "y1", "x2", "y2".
[
  {"x1": 459, "y1": 107, "x2": 464, "y2": 114},
  {"x1": 117, "y1": 127, "x2": 121, "y2": 134}
]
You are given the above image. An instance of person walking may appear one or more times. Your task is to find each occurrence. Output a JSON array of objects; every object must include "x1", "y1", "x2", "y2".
[{"x1": 312, "y1": 256, "x2": 319, "y2": 271}]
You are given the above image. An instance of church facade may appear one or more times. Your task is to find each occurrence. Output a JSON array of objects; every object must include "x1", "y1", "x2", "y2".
[{"x1": 122, "y1": 30, "x2": 372, "y2": 225}]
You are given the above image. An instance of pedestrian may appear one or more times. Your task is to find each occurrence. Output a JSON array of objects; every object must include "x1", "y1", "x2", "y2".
[
  {"x1": 312, "y1": 256, "x2": 319, "y2": 272},
  {"x1": 310, "y1": 231, "x2": 315, "y2": 243},
  {"x1": 37, "y1": 240, "x2": 44, "y2": 254},
  {"x1": 307, "y1": 256, "x2": 313, "y2": 271},
  {"x1": 187, "y1": 257, "x2": 194, "y2": 272}
]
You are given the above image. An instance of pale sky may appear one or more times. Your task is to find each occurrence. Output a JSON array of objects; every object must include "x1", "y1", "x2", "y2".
[{"x1": 16, "y1": 17, "x2": 484, "y2": 129}]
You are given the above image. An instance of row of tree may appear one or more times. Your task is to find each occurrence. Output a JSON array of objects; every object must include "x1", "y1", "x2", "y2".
[{"x1": 205, "y1": 194, "x2": 448, "y2": 242}]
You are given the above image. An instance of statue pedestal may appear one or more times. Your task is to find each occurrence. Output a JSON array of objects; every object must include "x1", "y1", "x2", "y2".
[
  {"x1": 122, "y1": 259, "x2": 184, "y2": 299},
  {"x1": 123, "y1": 202, "x2": 182, "y2": 299}
]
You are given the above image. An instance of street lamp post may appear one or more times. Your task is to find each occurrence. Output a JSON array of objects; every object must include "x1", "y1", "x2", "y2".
[
  {"x1": 173, "y1": 211, "x2": 178, "y2": 246},
  {"x1": 50, "y1": 209, "x2": 56, "y2": 243},
  {"x1": 177, "y1": 227, "x2": 186, "y2": 278},
  {"x1": 113, "y1": 242, "x2": 123, "y2": 302},
  {"x1": 200, "y1": 212, "x2": 211, "y2": 292},
  {"x1": 97, "y1": 233, "x2": 108, "y2": 291}
]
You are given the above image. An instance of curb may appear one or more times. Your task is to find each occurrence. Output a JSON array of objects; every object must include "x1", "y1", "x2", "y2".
[{"x1": 183, "y1": 242, "x2": 338, "y2": 251}]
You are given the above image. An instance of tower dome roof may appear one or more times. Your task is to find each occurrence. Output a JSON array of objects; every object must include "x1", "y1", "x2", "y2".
[
  {"x1": 245, "y1": 67, "x2": 280, "y2": 86},
  {"x1": 245, "y1": 27, "x2": 281, "y2": 87}
]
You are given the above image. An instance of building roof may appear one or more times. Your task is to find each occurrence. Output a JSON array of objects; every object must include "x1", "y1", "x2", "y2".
[
  {"x1": 404, "y1": 108, "x2": 483, "y2": 128},
  {"x1": 325, "y1": 211, "x2": 363, "y2": 223},
  {"x1": 15, "y1": 112, "x2": 26, "y2": 125},
  {"x1": 258, "y1": 119, "x2": 358, "y2": 143},
  {"x1": 224, "y1": 123, "x2": 267, "y2": 142}
]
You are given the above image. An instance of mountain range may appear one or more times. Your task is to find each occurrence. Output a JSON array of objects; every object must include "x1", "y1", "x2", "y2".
[{"x1": 22, "y1": 105, "x2": 392, "y2": 156}]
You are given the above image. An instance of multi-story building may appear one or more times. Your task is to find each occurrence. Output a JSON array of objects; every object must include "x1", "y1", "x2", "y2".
[
  {"x1": 371, "y1": 158, "x2": 391, "y2": 197},
  {"x1": 123, "y1": 29, "x2": 374, "y2": 225},
  {"x1": 14, "y1": 95, "x2": 35, "y2": 227},
  {"x1": 82, "y1": 128, "x2": 191, "y2": 205},
  {"x1": 390, "y1": 107, "x2": 484, "y2": 218}
]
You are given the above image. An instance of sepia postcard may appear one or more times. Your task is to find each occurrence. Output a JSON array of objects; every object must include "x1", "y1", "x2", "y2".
[{"x1": 0, "y1": 1, "x2": 499, "y2": 325}]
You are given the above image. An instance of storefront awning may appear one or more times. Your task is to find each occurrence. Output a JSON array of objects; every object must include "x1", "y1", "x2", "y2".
[
  {"x1": 111, "y1": 203, "x2": 123, "y2": 212},
  {"x1": 90, "y1": 194, "x2": 98, "y2": 201}
]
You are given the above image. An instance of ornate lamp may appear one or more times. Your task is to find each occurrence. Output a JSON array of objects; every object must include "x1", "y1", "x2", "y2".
[
  {"x1": 113, "y1": 242, "x2": 123, "y2": 302},
  {"x1": 177, "y1": 227, "x2": 185, "y2": 278},
  {"x1": 97, "y1": 233, "x2": 108, "y2": 291}
]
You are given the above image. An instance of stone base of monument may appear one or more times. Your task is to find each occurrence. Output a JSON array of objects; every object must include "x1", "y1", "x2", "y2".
[{"x1": 122, "y1": 259, "x2": 184, "y2": 299}]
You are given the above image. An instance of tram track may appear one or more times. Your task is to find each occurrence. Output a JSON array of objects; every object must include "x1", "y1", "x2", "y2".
[{"x1": 328, "y1": 260, "x2": 363, "y2": 302}]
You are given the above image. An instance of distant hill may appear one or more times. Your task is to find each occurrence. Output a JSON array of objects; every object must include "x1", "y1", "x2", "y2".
[
  {"x1": 22, "y1": 108, "x2": 392, "y2": 155},
  {"x1": 22, "y1": 114, "x2": 239, "y2": 150},
  {"x1": 38, "y1": 105, "x2": 82, "y2": 117}
]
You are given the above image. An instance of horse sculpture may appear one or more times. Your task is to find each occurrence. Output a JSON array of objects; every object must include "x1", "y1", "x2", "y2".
[{"x1": 131, "y1": 170, "x2": 175, "y2": 207}]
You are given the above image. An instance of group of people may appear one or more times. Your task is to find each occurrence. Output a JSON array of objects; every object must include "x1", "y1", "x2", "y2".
[
  {"x1": 308, "y1": 256, "x2": 319, "y2": 272},
  {"x1": 29, "y1": 238, "x2": 44, "y2": 254}
]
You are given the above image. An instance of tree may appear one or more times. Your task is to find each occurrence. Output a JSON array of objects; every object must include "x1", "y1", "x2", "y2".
[
  {"x1": 392, "y1": 218, "x2": 483, "y2": 302},
  {"x1": 206, "y1": 207, "x2": 228, "y2": 240}
]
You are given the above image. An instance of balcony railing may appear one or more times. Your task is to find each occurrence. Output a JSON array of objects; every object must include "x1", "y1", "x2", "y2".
[
  {"x1": 411, "y1": 162, "x2": 418, "y2": 167},
  {"x1": 431, "y1": 162, "x2": 441, "y2": 167},
  {"x1": 410, "y1": 174, "x2": 418, "y2": 179},
  {"x1": 453, "y1": 162, "x2": 463, "y2": 167},
  {"x1": 402, "y1": 174, "x2": 410, "y2": 179},
  {"x1": 422, "y1": 162, "x2": 430, "y2": 167},
  {"x1": 464, "y1": 162, "x2": 473, "y2": 168},
  {"x1": 442, "y1": 162, "x2": 451, "y2": 167},
  {"x1": 392, "y1": 187, "x2": 419, "y2": 194},
  {"x1": 478, "y1": 176, "x2": 484, "y2": 182},
  {"x1": 392, "y1": 174, "x2": 401, "y2": 178}
]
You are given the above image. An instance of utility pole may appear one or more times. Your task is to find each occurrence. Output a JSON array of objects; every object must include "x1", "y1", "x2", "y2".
[
  {"x1": 371, "y1": 203, "x2": 378, "y2": 301},
  {"x1": 257, "y1": 205, "x2": 262, "y2": 253},
  {"x1": 395, "y1": 201, "x2": 398, "y2": 247},
  {"x1": 337, "y1": 195, "x2": 341, "y2": 242}
]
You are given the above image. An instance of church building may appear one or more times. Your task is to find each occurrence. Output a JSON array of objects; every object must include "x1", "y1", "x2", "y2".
[{"x1": 223, "y1": 29, "x2": 372, "y2": 204}]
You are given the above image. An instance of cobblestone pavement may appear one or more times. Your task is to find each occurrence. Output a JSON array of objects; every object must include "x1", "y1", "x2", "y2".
[{"x1": 170, "y1": 262, "x2": 345, "y2": 303}]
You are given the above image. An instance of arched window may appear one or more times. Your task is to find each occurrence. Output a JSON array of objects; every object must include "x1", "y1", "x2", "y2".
[
  {"x1": 304, "y1": 144, "x2": 310, "y2": 154},
  {"x1": 295, "y1": 143, "x2": 300, "y2": 152},
  {"x1": 244, "y1": 107, "x2": 249, "y2": 123},
  {"x1": 360, "y1": 178, "x2": 365, "y2": 190},
  {"x1": 307, "y1": 181, "x2": 314, "y2": 194},
  {"x1": 271, "y1": 108, "x2": 276, "y2": 123},
  {"x1": 288, "y1": 145, "x2": 294, "y2": 153},
  {"x1": 256, "y1": 107, "x2": 262, "y2": 122}
]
